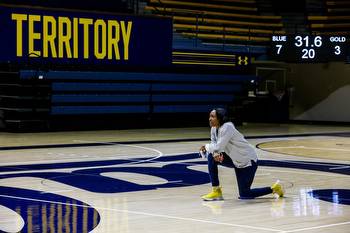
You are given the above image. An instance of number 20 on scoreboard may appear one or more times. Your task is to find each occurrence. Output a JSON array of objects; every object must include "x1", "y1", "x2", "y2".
[{"x1": 270, "y1": 35, "x2": 349, "y2": 63}]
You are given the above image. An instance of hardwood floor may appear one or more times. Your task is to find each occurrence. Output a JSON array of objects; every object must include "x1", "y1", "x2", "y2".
[{"x1": 0, "y1": 123, "x2": 350, "y2": 233}]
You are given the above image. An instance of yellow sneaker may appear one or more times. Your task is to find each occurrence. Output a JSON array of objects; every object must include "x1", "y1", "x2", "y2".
[
  {"x1": 201, "y1": 186, "x2": 223, "y2": 201},
  {"x1": 271, "y1": 180, "x2": 284, "y2": 198}
]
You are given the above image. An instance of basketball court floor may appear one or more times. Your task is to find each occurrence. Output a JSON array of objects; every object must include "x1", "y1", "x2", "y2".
[{"x1": 0, "y1": 123, "x2": 350, "y2": 233}]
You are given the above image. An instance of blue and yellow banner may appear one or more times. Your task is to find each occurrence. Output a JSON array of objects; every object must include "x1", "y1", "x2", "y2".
[{"x1": 0, "y1": 6, "x2": 172, "y2": 67}]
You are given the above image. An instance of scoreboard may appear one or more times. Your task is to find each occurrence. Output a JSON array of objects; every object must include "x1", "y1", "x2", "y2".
[{"x1": 270, "y1": 35, "x2": 349, "y2": 63}]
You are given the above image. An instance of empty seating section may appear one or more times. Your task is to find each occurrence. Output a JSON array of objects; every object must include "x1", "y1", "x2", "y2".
[
  {"x1": 148, "y1": 0, "x2": 258, "y2": 12},
  {"x1": 326, "y1": 0, "x2": 350, "y2": 14},
  {"x1": 51, "y1": 82, "x2": 150, "y2": 114},
  {"x1": 145, "y1": 0, "x2": 284, "y2": 45},
  {"x1": 308, "y1": 1, "x2": 350, "y2": 34},
  {"x1": 20, "y1": 70, "x2": 254, "y2": 115},
  {"x1": 2, "y1": 0, "x2": 131, "y2": 13},
  {"x1": 0, "y1": 1, "x2": 262, "y2": 130},
  {"x1": 308, "y1": 16, "x2": 350, "y2": 34},
  {"x1": 0, "y1": 71, "x2": 50, "y2": 129}
]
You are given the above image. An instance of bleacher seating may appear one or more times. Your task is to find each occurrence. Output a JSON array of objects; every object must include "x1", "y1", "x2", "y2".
[
  {"x1": 326, "y1": 0, "x2": 350, "y2": 14},
  {"x1": 13, "y1": 70, "x2": 255, "y2": 121},
  {"x1": 0, "y1": 1, "x2": 263, "y2": 130},
  {"x1": 308, "y1": 15, "x2": 350, "y2": 34},
  {"x1": 1, "y1": 0, "x2": 132, "y2": 14},
  {"x1": 0, "y1": 71, "x2": 50, "y2": 130},
  {"x1": 0, "y1": 70, "x2": 256, "y2": 130},
  {"x1": 308, "y1": 1, "x2": 350, "y2": 34},
  {"x1": 145, "y1": 0, "x2": 284, "y2": 46}
]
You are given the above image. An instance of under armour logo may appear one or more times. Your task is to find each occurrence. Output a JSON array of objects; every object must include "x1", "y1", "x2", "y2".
[{"x1": 237, "y1": 56, "x2": 249, "y2": 65}]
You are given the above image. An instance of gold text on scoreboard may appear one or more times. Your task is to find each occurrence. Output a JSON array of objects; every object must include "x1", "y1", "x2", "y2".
[{"x1": 11, "y1": 13, "x2": 133, "y2": 60}]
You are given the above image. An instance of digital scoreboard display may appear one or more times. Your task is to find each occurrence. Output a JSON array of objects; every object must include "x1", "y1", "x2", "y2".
[{"x1": 270, "y1": 35, "x2": 349, "y2": 63}]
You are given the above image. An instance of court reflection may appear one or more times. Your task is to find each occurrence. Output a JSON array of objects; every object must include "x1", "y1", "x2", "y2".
[
  {"x1": 309, "y1": 189, "x2": 348, "y2": 214},
  {"x1": 291, "y1": 188, "x2": 344, "y2": 217},
  {"x1": 0, "y1": 186, "x2": 100, "y2": 233},
  {"x1": 202, "y1": 200, "x2": 224, "y2": 215},
  {"x1": 97, "y1": 197, "x2": 130, "y2": 233},
  {"x1": 270, "y1": 198, "x2": 286, "y2": 217},
  {"x1": 268, "y1": 188, "x2": 346, "y2": 218},
  {"x1": 292, "y1": 188, "x2": 321, "y2": 217}
]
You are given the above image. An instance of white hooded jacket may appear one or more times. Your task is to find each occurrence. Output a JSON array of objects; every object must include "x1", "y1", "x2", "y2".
[{"x1": 205, "y1": 122, "x2": 258, "y2": 168}]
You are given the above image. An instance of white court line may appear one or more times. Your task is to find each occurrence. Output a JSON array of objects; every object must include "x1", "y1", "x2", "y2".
[
  {"x1": 0, "y1": 155, "x2": 333, "y2": 169},
  {"x1": 0, "y1": 140, "x2": 165, "y2": 174},
  {"x1": 258, "y1": 158, "x2": 347, "y2": 168},
  {"x1": 40, "y1": 189, "x2": 74, "y2": 194},
  {"x1": 166, "y1": 180, "x2": 183, "y2": 183},
  {"x1": 281, "y1": 221, "x2": 350, "y2": 233},
  {"x1": 1, "y1": 153, "x2": 347, "y2": 178},
  {"x1": 329, "y1": 166, "x2": 350, "y2": 170},
  {"x1": 192, "y1": 153, "x2": 349, "y2": 171},
  {"x1": 174, "y1": 152, "x2": 349, "y2": 170},
  {"x1": 0, "y1": 158, "x2": 148, "y2": 176},
  {"x1": 0, "y1": 194, "x2": 281, "y2": 233},
  {"x1": 0, "y1": 157, "x2": 125, "y2": 166},
  {"x1": 73, "y1": 140, "x2": 164, "y2": 165},
  {"x1": 0, "y1": 155, "x2": 160, "y2": 167},
  {"x1": 0, "y1": 156, "x2": 200, "y2": 176},
  {"x1": 263, "y1": 146, "x2": 350, "y2": 152},
  {"x1": 259, "y1": 168, "x2": 348, "y2": 178},
  {"x1": 0, "y1": 151, "x2": 197, "y2": 167}
]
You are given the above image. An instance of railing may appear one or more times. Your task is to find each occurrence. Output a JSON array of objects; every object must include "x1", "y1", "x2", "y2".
[
  {"x1": 1, "y1": 0, "x2": 144, "y2": 14},
  {"x1": 147, "y1": 0, "x2": 283, "y2": 52}
]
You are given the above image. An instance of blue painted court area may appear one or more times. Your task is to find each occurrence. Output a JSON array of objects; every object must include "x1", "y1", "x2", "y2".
[
  {"x1": 0, "y1": 187, "x2": 100, "y2": 233},
  {"x1": 310, "y1": 189, "x2": 350, "y2": 205},
  {"x1": 0, "y1": 152, "x2": 349, "y2": 233}
]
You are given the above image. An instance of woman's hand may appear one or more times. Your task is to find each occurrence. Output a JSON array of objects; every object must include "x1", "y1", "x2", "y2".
[
  {"x1": 199, "y1": 145, "x2": 206, "y2": 153},
  {"x1": 199, "y1": 145, "x2": 208, "y2": 158},
  {"x1": 213, "y1": 152, "x2": 224, "y2": 163}
]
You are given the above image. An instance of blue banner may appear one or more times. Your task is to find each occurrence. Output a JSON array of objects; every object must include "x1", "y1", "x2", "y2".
[{"x1": 0, "y1": 6, "x2": 173, "y2": 67}]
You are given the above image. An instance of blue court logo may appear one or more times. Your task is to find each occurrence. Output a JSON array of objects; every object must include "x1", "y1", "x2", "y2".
[{"x1": 0, "y1": 153, "x2": 349, "y2": 233}]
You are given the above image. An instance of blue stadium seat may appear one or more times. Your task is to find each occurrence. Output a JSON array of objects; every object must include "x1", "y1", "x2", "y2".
[{"x1": 20, "y1": 70, "x2": 255, "y2": 116}]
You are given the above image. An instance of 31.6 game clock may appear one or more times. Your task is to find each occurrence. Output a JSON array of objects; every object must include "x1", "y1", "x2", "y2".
[{"x1": 270, "y1": 35, "x2": 349, "y2": 63}]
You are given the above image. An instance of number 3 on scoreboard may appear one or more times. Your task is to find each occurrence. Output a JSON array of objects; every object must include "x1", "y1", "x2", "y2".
[
  {"x1": 334, "y1": 45, "x2": 341, "y2": 55},
  {"x1": 276, "y1": 44, "x2": 283, "y2": 54}
]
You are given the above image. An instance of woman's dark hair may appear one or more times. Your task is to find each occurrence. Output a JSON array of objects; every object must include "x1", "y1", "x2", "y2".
[{"x1": 214, "y1": 108, "x2": 229, "y2": 125}]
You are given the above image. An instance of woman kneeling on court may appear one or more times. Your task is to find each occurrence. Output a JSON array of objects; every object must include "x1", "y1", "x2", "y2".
[{"x1": 200, "y1": 108, "x2": 284, "y2": 201}]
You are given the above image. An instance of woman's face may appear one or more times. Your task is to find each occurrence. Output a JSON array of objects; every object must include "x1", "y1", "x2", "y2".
[{"x1": 209, "y1": 110, "x2": 220, "y2": 127}]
